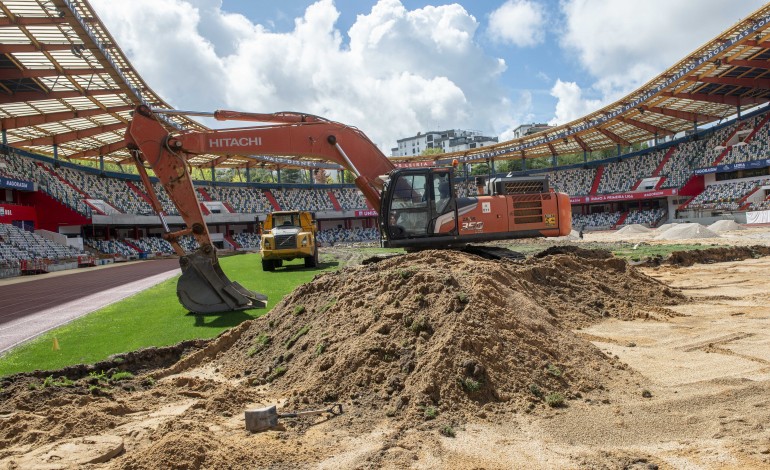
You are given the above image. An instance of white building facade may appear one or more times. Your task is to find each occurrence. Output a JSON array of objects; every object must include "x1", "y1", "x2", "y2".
[{"x1": 391, "y1": 129, "x2": 498, "y2": 157}]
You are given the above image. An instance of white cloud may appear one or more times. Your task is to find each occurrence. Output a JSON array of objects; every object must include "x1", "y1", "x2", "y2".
[
  {"x1": 92, "y1": 0, "x2": 518, "y2": 152},
  {"x1": 553, "y1": 0, "x2": 767, "y2": 120},
  {"x1": 488, "y1": 0, "x2": 545, "y2": 47},
  {"x1": 548, "y1": 79, "x2": 602, "y2": 126}
]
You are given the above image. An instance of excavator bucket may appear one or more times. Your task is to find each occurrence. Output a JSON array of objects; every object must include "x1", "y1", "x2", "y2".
[{"x1": 176, "y1": 249, "x2": 267, "y2": 314}]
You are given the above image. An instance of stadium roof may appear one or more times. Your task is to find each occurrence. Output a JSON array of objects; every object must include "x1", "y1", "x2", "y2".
[{"x1": 1, "y1": 1, "x2": 770, "y2": 169}]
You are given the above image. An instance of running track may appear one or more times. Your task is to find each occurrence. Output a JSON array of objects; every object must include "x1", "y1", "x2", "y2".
[{"x1": 0, "y1": 259, "x2": 180, "y2": 354}]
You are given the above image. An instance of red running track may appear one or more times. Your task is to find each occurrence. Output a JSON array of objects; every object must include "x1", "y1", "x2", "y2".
[{"x1": 0, "y1": 259, "x2": 180, "y2": 327}]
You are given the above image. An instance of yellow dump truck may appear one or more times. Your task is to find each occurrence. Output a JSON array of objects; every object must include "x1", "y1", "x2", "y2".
[{"x1": 260, "y1": 211, "x2": 319, "y2": 271}]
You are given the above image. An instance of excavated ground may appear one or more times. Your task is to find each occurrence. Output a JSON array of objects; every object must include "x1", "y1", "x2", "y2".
[{"x1": 1, "y1": 241, "x2": 769, "y2": 468}]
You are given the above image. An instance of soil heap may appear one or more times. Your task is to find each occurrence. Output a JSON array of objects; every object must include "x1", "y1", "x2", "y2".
[
  {"x1": 213, "y1": 249, "x2": 684, "y2": 423},
  {"x1": 654, "y1": 223, "x2": 719, "y2": 240},
  {"x1": 615, "y1": 224, "x2": 653, "y2": 237},
  {"x1": 708, "y1": 220, "x2": 745, "y2": 232}
]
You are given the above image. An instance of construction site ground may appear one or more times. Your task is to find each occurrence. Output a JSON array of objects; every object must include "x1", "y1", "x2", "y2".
[{"x1": 1, "y1": 224, "x2": 770, "y2": 469}]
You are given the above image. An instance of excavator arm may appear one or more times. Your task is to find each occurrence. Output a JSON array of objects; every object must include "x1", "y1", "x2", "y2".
[{"x1": 124, "y1": 105, "x2": 397, "y2": 314}]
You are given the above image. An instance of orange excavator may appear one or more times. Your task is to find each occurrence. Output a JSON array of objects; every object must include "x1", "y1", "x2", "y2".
[{"x1": 124, "y1": 105, "x2": 571, "y2": 313}]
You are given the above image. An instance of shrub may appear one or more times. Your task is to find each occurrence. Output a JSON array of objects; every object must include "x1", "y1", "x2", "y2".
[
  {"x1": 546, "y1": 364, "x2": 563, "y2": 377},
  {"x1": 459, "y1": 377, "x2": 481, "y2": 392},
  {"x1": 529, "y1": 383, "x2": 544, "y2": 398},
  {"x1": 545, "y1": 392, "x2": 565, "y2": 408},
  {"x1": 455, "y1": 292, "x2": 469, "y2": 304},
  {"x1": 423, "y1": 406, "x2": 438, "y2": 420},
  {"x1": 439, "y1": 425, "x2": 456, "y2": 437},
  {"x1": 293, "y1": 305, "x2": 306, "y2": 316}
]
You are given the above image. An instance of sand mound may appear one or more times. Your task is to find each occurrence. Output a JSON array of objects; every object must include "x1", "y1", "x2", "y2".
[
  {"x1": 708, "y1": 220, "x2": 745, "y2": 232},
  {"x1": 616, "y1": 224, "x2": 653, "y2": 235},
  {"x1": 654, "y1": 223, "x2": 719, "y2": 240},
  {"x1": 656, "y1": 223, "x2": 679, "y2": 233},
  {"x1": 213, "y1": 249, "x2": 683, "y2": 424}
]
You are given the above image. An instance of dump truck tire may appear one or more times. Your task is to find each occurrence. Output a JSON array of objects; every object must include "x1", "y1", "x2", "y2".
[
  {"x1": 261, "y1": 259, "x2": 274, "y2": 271},
  {"x1": 305, "y1": 248, "x2": 319, "y2": 268}
]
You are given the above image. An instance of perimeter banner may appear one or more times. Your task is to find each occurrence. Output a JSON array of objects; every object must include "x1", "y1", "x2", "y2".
[
  {"x1": 0, "y1": 176, "x2": 34, "y2": 191},
  {"x1": 693, "y1": 158, "x2": 770, "y2": 175},
  {"x1": 569, "y1": 188, "x2": 678, "y2": 204},
  {"x1": 354, "y1": 210, "x2": 378, "y2": 217}
]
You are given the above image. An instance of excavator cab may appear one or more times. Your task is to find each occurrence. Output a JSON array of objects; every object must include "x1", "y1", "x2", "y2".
[{"x1": 380, "y1": 168, "x2": 459, "y2": 247}]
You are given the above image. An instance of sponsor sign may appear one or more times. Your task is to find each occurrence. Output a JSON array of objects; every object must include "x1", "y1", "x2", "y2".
[
  {"x1": 354, "y1": 209, "x2": 378, "y2": 217},
  {"x1": 394, "y1": 161, "x2": 435, "y2": 168},
  {"x1": 693, "y1": 158, "x2": 770, "y2": 175},
  {"x1": 0, "y1": 176, "x2": 34, "y2": 191},
  {"x1": 569, "y1": 188, "x2": 678, "y2": 204}
]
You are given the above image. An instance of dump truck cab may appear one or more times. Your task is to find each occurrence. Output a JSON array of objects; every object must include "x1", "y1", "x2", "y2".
[{"x1": 260, "y1": 210, "x2": 319, "y2": 271}]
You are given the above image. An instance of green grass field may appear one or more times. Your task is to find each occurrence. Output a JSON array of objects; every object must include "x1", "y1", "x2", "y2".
[{"x1": 0, "y1": 253, "x2": 337, "y2": 377}]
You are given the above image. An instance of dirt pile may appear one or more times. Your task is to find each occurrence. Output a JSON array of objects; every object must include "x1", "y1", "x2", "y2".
[
  {"x1": 615, "y1": 224, "x2": 653, "y2": 237},
  {"x1": 213, "y1": 249, "x2": 683, "y2": 425},
  {"x1": 654, "y1": 223, "x2": 719, "y2": 240},
  {"x1": 664, "y1": 245, "x2": 770, "y2": 267},
  {"x1": 708, "y1": 220, "x2": 745, "y2": 232}
]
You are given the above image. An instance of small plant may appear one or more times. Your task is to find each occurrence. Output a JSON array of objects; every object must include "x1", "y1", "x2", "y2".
[
  {"x1": 529, "y1": 383, "x2": 544, "y2": 398},
  {"x1": 89, "y1": 370, "x2": 108, "y2": 381},
  {"x1": 409, "y1": 315, "x2": 431, "y2": 334},
  {"x1": 268, "y1": 320, "x2": 275, "y2": 329},
  {"x1": 109, "y1": 371, "x2": 135, "y2": 382},
  {"x1": 423, "y1": 406, "x2": 438, "y2": 420},
  {"x1": 285, "y1": 325, "x2": 310, "y2": 349},
  {"x1": 112, "y1": 356, "x2": 125, "y2": 364},
  {"x1": 41, "y1": 375, "x2": 75, "y2": 388},
  {"x1": 439, "y1": 425, "x2": 456, "y2": 437},
  {"x1": 89, "y1": 384, "x2": 109, "y2": 395},
  {"x1": 319, "y1": 298, "x2": 337, "y2": 315},
  {"x1": 266, "y1": 365, "x2": 287, "y2": 382},
  {"x1": 398, "y1": 269, "x2": 416, "y2": 280},
  {"x1": 293, "y1": 305, "x2": 306, "y2": 316},
  {"x1": 455, "y1": 292, "x2": 469, "y2": 304},
  {"x1": 142, "y1": 377, "x2": 156, "y2": 387},
  {"x1": 546, "y1": 364, "x2": 563, "y2": 377},
  {"x1": 248, "y1": 333, "x2": 272, "y2": 356},
  {"x1": 459, "y1": 377, "x2": 481, "y2": 393},
  {"x1": 315, "y1": 340, "x2": 327, "y2": 356},
  {"x1": 545, "y1": 392, "x2": 565, "y2": 408}
]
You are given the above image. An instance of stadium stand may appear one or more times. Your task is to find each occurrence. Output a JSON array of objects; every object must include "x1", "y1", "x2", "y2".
[
  {"x1": 332, "y1": 188, "x2": 368, "y2": 210},
  {"x1": 204, "y1": 185, "x2": 273, "y2": 213},
  {"x1": 0, "y1": 224, "x2": 83, "y2": 261},
  {"x1": 688, "y1": 178, "x2": 770, "y2": 211},
  {"x1": 621, "y1": 208, "x2": 666, "y2": 227},
  {"x1": 596, "y1": 150, "x2": 666, "y2": 194},
  {"x1": 549, "y1": 167, "x2": 595, "y2": 197},
  {"x1": 316, "y1": 227, "x2": 379, "y2": 246},
  {"x1": 272, "y1": 188, "x2": 335, "y2": 212},
  {"x1": 85, "y1": 239, "x2": 139, "y2": 257},
  {"x1": 572, "y1": 212, "x2": 622, "y2": 230},
  {"x1": 232, "y1": 232, "x2": 261, "y2": 250}
]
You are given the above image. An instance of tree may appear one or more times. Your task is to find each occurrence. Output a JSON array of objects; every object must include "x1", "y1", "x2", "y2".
[{"x1": 280, "y1": 168, "x2": 304, "y2": 184}]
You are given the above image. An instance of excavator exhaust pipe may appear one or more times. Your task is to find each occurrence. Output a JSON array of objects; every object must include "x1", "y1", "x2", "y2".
[{"x1": 177, "y1": 247, "x2": 267, "y2": 314}]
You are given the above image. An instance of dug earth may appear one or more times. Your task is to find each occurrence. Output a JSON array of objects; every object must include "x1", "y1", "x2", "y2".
[{"x1": 1, "y1": 247, "x2": 769, "y2": 469}]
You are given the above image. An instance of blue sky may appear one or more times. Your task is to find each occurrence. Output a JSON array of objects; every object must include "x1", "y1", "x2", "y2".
[{"x1": 92, "y1": 0, "x2": 766, "y2": 151}]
